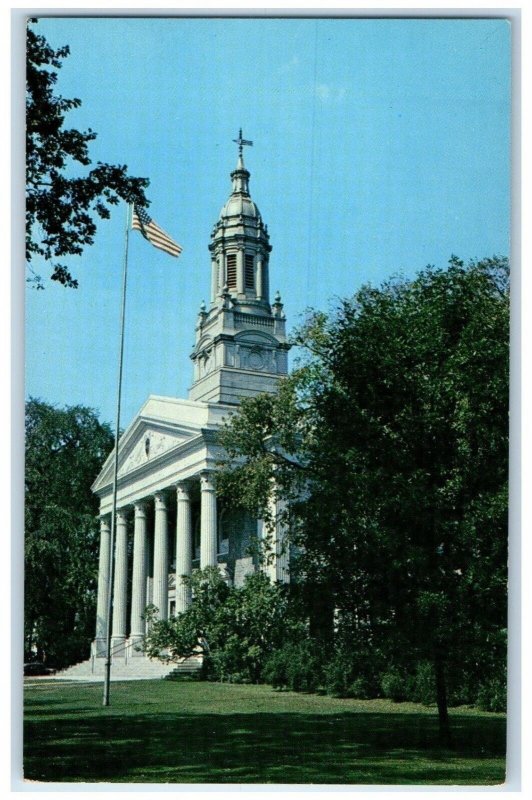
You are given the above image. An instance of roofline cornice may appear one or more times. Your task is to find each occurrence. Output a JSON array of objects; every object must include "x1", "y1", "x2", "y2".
[{"x1": 93, "y1": 428, "x2": 222, "y2": 497}]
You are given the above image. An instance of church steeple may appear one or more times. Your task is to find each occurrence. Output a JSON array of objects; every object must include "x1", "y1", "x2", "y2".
[
  {"x1": 207, "y1": 130, "x2": 272, "y2": 312},
  {"x1": 188, "y1": 133, "x2": 289, "y2": 406}
]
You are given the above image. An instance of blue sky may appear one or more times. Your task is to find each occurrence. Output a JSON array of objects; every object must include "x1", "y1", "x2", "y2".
[{"x1": 25, "y1": 16, "x2": 511, "y2": 427}]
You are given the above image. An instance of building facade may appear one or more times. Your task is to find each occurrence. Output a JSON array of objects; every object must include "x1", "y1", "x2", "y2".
[{"x1": 90, "y1": 141, "x2": 290, "y2": 668}]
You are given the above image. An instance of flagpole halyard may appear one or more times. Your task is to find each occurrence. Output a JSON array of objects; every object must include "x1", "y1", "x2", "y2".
[{"x1": 103, "y1": 201, "x2": 132, "y2": 707}]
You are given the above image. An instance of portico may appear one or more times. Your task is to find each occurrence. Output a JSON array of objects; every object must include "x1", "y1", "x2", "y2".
[
  {"x1": 91, "y1": 396, "x2": 231, "y2": 658},
  {"x1": 93, "y1": 472, "x2": 219, "y2": 659}
]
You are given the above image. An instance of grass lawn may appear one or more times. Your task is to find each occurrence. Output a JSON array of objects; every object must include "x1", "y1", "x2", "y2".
[{"x1": 24, "y1": 679, "x2": 506, "y2": 785}]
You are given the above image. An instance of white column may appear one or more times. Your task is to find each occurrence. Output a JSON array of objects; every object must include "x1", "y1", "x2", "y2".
[
  {"x1": 111, "y1": 509, "x2": 129, "y2": 648},
  {"x1": 264, "y1": 490, "x2": 290, "y2": 584},
  {"x1": 175, "y1": 482, "x2": 193, "y2": 613},
  {"x1": 200, "y1": 472, "x2": 218, "y2": 569},
  {"x1": 153, "y1": 492, "x2": 169, "y2": 620},
  {"x1": 94, "y1": 516, "x2": 111, "y2": 655},
  {"x1": 129, "y1": 501, "x2": 148, "y2": 643}
]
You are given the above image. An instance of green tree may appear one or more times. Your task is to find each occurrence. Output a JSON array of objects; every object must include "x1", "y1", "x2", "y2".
[
  {"x1": 26, "y1": 19, "x2": 149, "y2": 288},
  {"x1": 25, "y1": 399, "x2": 114, "y2": 667},
  {"x1": 144, "y1": 568, "x2": 305, "y2": 683},
  {"x1": 218, "y1": 256, "x2": 509, "y2": 740}
]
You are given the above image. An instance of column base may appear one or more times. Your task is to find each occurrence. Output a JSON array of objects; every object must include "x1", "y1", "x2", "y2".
[
  {"x1": 127, "y1": 635, "x2": 146, "y2": 656},
  {"x1": 92, "y1": 637, "x2": 107, "y2": 658},
  {"x1": 111, "y1": 635, "x2": 127, "y2": 655}
]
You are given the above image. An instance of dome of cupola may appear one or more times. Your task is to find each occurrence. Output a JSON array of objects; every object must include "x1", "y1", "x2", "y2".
[{"x1": 218, "y1": 154, "x2": 262, "y2": 223}]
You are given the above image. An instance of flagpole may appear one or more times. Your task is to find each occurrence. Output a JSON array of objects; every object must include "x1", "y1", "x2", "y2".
[{"x1": 103, "y1": 201, "x2": 132, "y2": 707}]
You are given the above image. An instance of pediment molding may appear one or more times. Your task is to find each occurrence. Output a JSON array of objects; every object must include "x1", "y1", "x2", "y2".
[
  {"x1": 233, "y1": 330, "x2": 279, "y2": 346},
  {"x1": 92, "y1": 415, "x2": 204, "y2": 492}
]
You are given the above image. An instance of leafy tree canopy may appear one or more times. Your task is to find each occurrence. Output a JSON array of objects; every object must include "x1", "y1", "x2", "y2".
[
  {"x1": 26, "y1": 19, "x2": 150, "y2": 288},
  {"x1": 144, "y1": 568, "x2": 305, "y2": 683},
  {"x1": 25, "y1": 398, "x2": 114, "y2": 667},
  {"x1": 218, "y1": 255, "x2": 509, "y2": 737}
]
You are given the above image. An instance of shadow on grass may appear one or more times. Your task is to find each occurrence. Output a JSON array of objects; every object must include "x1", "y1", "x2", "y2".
[{"x1": 24, "y1": 706, "x2": 506, "y2": 785}]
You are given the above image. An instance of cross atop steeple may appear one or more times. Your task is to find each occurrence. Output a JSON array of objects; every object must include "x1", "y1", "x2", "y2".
[{"x1": 232, "y1": 128, "x2": 253, "y2": 157}]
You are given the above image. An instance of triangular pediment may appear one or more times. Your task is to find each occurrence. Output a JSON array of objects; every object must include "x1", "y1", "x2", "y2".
[
  {"x1": 119, "y1": 422, "x2": 192, "y2": 474},
  {"x1": 92, "y1": 395, "x2": 213, "y2": 493}
]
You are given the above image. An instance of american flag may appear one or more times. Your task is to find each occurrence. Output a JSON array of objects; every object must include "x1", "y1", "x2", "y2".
[{"x1": 131, "y1": 205, "x2": 183, "y2": 258}]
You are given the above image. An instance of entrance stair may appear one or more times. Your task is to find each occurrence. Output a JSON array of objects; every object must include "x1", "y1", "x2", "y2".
[{"x1": 52, "y1": 642, "x2": 202, "y2": 682}]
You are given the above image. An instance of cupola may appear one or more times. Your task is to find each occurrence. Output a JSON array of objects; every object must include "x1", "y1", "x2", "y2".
[
  {"x1": 188, "y1": 131, "x2": 290, "y2": 406},
  {"x1": 208, "y1": 129, "x2": 272, "y2": 313}
]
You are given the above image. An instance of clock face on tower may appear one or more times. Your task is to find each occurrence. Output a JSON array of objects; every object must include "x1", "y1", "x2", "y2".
[{"x1": 248, "y1": 348, "x2": 264, "y2": 371}]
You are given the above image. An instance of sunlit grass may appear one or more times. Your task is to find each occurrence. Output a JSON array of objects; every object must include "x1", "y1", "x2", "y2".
[{"x1": 24, "y1": 679, "x2": 506, "y2": 785}]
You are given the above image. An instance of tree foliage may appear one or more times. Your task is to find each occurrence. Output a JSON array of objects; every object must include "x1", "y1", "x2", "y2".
[
  {"x1": 25, "y1": 399, "x2": 114, "y2": 667},
  {"x1": 144, "y1": 568, "x2": 305, "y2": 683},
  {"x1": 218, "y1": 256, "x2": 509, "y2": 735},
  {"x1": 26, "y1": 19, "x2": 149, "y2": 287}
]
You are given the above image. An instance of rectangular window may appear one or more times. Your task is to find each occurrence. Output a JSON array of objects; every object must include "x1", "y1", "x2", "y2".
[
  {"x1": 227, "y1": 254, "x2": 237, "y2": 288},
  {"x1": 245, "y1": 254, "x2": 254, "y2": 289}
]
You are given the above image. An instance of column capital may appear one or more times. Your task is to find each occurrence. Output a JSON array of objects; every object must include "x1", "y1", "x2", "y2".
[
  {"x1": 134, "y1": 500, "x2": 148, "y2": 517},
  {"x1": 200, "y1": 471, "x2": 216, "y2": 492},
  {"x1": 99, "y1": 515, "x2": 111, "y2": 530},
  {"x1": 154, "y1": 491, "x2": 167, "y2": 510},
  {"x1": 116, "y1": 508, "x2": 129, "y2": 523},
  {"x1": 176, "y1": 481, "x2": 191, "y2": 501}
]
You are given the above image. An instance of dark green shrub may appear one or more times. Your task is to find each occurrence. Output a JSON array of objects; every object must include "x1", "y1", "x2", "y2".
[
  {"x1": 411, "y1": 661, "x2": 435, "y2": 705},
  {"x1": 264, "y1": 641, "x2": 322, "y2": 692},
  {"x1": 324, "y1": 654, "x2": 354, "y2": 698},
  {"x1": 476, "y1": 677, "x2": 507, "y2": 712},
  {"x1": 263, "y1": 648, "x2": 290, "y2": 689},
  {"x1": 227, "y1": 672, "x2": 252, "y2": 684},
  {"x1": 347, "y1": 677, "x2": 374, "y2": 700},
  {"x1": 286, "y1": 643, "x2": 322, "y2": 692},
  {"x1": 200, "y1": 655, "x2": 217, "y2": 681},
  {"x1": 381, "y1": 670, "x2": 408, "y2": 702},
  {"x1": 447, "y1": 675, "x2": 476, "y2": 707},
  {"x1": 323, "y1": 649, "x2": 381, "y2": 698}
]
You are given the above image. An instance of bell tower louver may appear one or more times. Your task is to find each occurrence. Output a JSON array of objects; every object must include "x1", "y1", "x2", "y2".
[{"x1": 188, "y1": 132, "x2": 289, "y2": 405}]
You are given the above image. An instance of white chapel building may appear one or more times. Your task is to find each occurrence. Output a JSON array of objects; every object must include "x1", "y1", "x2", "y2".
[{"x1": 85, "y1": 139, "x2": 291, "y2": 676}]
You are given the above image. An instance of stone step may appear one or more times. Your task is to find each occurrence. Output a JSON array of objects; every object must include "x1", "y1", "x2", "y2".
[{"x1": 53, "y1": 654, "x2": 202, "y2": 682}]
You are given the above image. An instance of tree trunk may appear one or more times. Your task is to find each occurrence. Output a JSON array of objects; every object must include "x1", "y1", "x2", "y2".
[{"x1": 434, "y1": 652, "x2": 452, "y2": 746}]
